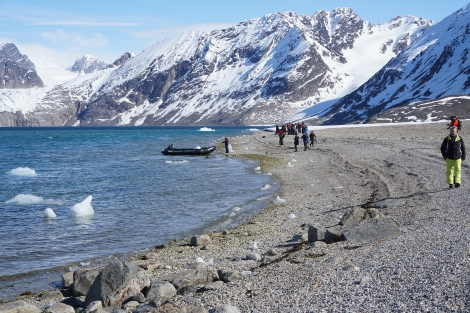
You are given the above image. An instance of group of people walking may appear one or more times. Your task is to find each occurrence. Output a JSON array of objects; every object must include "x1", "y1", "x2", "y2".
[
  {"x1": 275, "y1": 122, "x2": 316, "y2": 152},
  {"x1": 440, "y1": 116, "x2": 466, "y2": 188}
]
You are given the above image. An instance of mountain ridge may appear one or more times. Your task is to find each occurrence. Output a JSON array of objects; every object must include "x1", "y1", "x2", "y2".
[{"x1": 2, "y1": 7, "x2": 466, "y2": 127}]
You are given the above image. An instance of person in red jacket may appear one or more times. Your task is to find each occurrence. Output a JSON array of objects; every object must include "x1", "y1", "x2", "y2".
[
  {"x1": 447, "y1": 116, "x2": 462, "y2": 131},
  {"x1": 441, "y1": 126, "x2": 466, "y2": 188}
]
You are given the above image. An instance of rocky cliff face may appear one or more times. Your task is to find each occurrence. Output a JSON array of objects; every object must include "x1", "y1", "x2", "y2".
[{"x1": 0, "y1": 43, "x2": 44, "y2": 89}]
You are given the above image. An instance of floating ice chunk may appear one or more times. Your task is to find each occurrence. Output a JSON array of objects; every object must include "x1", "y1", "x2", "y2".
[
  {"x1": 288, "y1": 213, "x2": 296, "y2": 219},
  {"x1": 260, "y1": 184, "x2": 271, "y2": 190},
  {"x1": 165, "y1": 160, "x2": 189, "y2": 164},
  {"x1": 69, "y1": 195, "x2": 94, "y2": 218},
  {"x1": 7, "y1": 167, "x2": 37, "y2": 177},
  {"x1": 274, "y1": 196, "x2": 286, "y2": 204},
  {"x1": 286, "y1": 162, "x2": 294, "y2": 168},
  {"x1": 266, "y1": 172, "x2": 273, "y2": 176},
  {"x1": 199, "y1": 127, "x2": 215, "y2": 132},
  {"x1": 80, "y1": 262, "x2": 91, "y2": 266},
  {"x1": 44, "y1": 208, "x2": 57, "y2": 219},
  {"x1": 254, "y1": 166, "x2": 261, "y2": 171},
  {"x1": 232, "y1": 206, "x2": 241, "y2": 211},
  {"x1": 6, "y1": 194, "x2": 43, "y2": 205}
]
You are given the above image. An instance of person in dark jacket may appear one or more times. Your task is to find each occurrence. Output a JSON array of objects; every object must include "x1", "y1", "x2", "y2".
[
  {"x1": 441, "y1": 126, "x2": 466, "y2": 188},
  {"x1": 293, "y1": 132, "x2": 299, "y2": 152}
]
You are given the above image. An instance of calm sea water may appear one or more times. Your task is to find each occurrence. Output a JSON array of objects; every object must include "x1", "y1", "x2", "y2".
[{"x1": 0, "y1": 126, "x2": 277, "y2": 301}]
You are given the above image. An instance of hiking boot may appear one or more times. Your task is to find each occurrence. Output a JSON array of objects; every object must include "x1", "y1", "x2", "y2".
[
  {"x1": 449, "y1": 184, "x2": 454, "y2": 188},
  {"x1": 455, "y1": 183, "x2": 460, "y2": 188}
]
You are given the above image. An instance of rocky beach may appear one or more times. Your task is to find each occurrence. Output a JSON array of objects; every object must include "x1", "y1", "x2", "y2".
[{"x1": 1, "y1": 122, "x2": 469, "y2": 313}]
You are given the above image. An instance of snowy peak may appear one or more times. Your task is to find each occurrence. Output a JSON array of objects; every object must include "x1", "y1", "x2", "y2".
[
  {"x1": 0, "y1": 43, "x2": 44, "y2": 88},
  {"x1": 317, "y1": 4, "x2": 470, "y2": 125},
  {"x1": 71, "y1": 55, "x2": 108, "y2": 74},
  {"x1": 1, "y1": 6, "x2": 463, "y2": 127}
]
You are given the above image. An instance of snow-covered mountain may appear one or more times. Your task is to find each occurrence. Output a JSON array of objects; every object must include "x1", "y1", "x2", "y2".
[
  {"x1": 0, "y1": 8, "x2": 437, "y2": 126},
  {"x1": 0, "y1": 43, "x2": 43, "y2": 89},
  {"x1": 71, "y1": 55, "x2": 108, "y2": 74},
  {"x1": 299, "y1": 4, "x2": 470, "y2": 125}
]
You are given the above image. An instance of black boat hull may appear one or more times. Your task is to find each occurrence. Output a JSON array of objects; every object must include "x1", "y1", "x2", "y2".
[{"x1": 161, "y1": 145, "x2": 216, "y2": 155}]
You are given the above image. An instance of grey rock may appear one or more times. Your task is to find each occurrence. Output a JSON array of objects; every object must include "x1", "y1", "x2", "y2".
[
  {"x1": 217, "y1": 269, "x2": 242, "y2": 283},
  {"x1": 209, "y1": 305, "x2": 241, "y2": 313},
  {"x1": 339, "y1": 207, "x2": 366, "y2": 226},
  {"x1": 265, "y1": 248, "x2": 282, "y2": 256},
  {"x1": 145, "y1": 281, "x2": 177, "y2": 305},
  {"x1": 72, "y1": 267, "x2": 101, "y2": 297},
  {"x1": 43, "y1": 303, "x2": 75, "y2": 313},
  {"x1": 308, "y1": 224, "x2": 326, "y2": 242},
  {"x1": 123, "y1": 301, "x2": 140, "y2": 311},
  {"x1": 0, "y1": 300, "x2": 41, "y2": 313},
  {"x1": 202, "y1": 280, "x2": 224, "y2": 291},
  {"x1": 177, "y1": 285, "x2": 198, "y2": 296},
  {"x1": 341, "y1": 216, "x2": 401, "y2": 244},
  {"x1": 244, "y1": 252, "x2": 262, "y2": 261},
  {"x1": 83, "y1": 300, "x2": 102, "y2": 312},
  {"x1": 84, "y1": 260, "x2": 150, "y2": 307},
  {"x1": 61, "y1": 271, "x2": 74, "y2": 289},
  {"x1": 161, "y1": 262, "x2": 218, "y2": 289},
  {"x1": 324, "y1": 225, "x2": 343, "y2": 243},
  {"x1": 190, "y1": 234, "x2": 211, "y2": 246}
]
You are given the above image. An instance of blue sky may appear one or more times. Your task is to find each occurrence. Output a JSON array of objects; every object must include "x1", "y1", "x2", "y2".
[{"x1": 1, "y1": 0, "x2": 469, "y2": 67}]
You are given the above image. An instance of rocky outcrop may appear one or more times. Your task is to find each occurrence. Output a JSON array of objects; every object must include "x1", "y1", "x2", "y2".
[
  {"x1": 84, "y1": 260, "x2": 150, "y2": 307},
  {"x1": 0, "y1": 43, "x2": 43, "y2": 89},
  {"x1": 308, "y1": 207, "x2": 402, "y2": 244}
]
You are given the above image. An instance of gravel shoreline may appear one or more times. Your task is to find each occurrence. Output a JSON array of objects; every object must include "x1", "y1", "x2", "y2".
[{"x1": 3, "y1": 122, "x2": 469, "y2": 312}]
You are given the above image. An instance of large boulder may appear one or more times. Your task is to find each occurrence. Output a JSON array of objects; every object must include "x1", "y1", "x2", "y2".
[
  {"x1": 341, "y1": 215, "x2": 402, "y2": 244},
  {"x1": 160, "y1": 262, "x2": 218, "y2": 290},
  {"x1": 72, "y1": 267, "x2": 101, "y2": 296},
  {"x1": 84, "y1": 260, "x2": 150, "y2": 307},
  {"x1": 309, "y1": 207, "x2": 401, "y2": 244},
  {"x1": 145, "y1": 281, "x2": 177, "y2": 306}
]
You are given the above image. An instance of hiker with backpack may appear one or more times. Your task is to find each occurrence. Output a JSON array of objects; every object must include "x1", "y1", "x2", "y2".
[{"x1": 447, "y1": 116, "x2": 462, "y2": 131}]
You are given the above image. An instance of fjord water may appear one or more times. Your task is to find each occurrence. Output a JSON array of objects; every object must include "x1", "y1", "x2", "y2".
[{"x1": 0, "y1": 126, "x2": 277, "y2": 301}]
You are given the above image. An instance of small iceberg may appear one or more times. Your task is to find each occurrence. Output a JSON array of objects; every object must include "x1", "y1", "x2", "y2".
[
  {"x1": 274, "y1": 196, "x2": 286, "y2": 204},
  {"x1": 199, "y1": 127, "x2": 215, "y2": 132},
  {"x1": 69, "y1": 195, "x2": 94, "y2": 218},
  {"x1": 261, "y1": 184, "x2": 271, "y2": 190},
  {"x1": 6, "y1": 194, "x2": 43, "y2": 205},
  {"x1": 7, "y1": 167, "x2": 37, "y2": 177},
  {"x1": 254, "y1": 166, "x2": 261, "y2": 171},
  {"x1": 44, "y1": 208, "x2": 57, "y2": 219}
]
